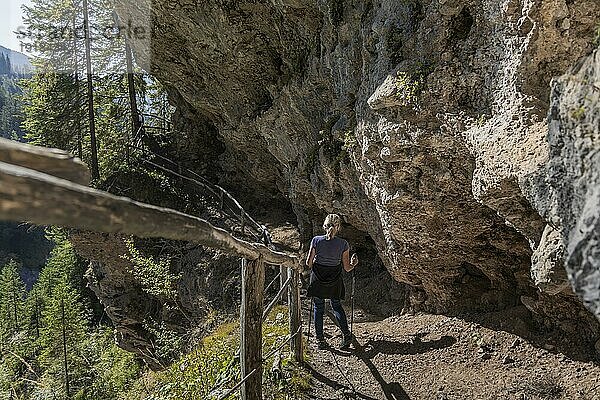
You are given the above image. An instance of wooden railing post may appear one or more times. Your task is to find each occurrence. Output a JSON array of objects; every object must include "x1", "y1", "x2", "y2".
[
  {"x1": 240, "y1": 257, "x2": 265, "y2": 400},
  {"x1": 288, "y1": 267, "x2": 303, "y2": 364},
  {"x1": 279, "y1": 266, "x2": 289, "y2": 305}
]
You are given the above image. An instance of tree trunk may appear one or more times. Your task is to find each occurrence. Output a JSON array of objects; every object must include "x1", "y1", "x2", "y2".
[
  {"x1": 72, "y1": 2, "x2": 82, "y2": 160},
  {"x1": 11, "y1": 275, "x2": 18, "y2": 330},
  {"x1": 34, "y1": 292, "x2": 40, "y2": 339},
  {"x1": 61, "y1": 298, "x2": 70, "y2": 397},
  {"x1": 125, "y1": 36, "x2": 141, "y2": 150},
  {"x1": 82, "y1": 0, "x2": 99, "y2": 181}
]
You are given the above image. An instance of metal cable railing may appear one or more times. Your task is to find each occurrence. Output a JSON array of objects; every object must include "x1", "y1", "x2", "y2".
[
  {"x1": 127, "y1": 128, "x2": 299, "y2": 399},
  {"x1": 125, "y1": 137, "x2": 274, "y2": 247},
  {"x1": 212, "y1": 325, "x2": 302, "y2": 400}
]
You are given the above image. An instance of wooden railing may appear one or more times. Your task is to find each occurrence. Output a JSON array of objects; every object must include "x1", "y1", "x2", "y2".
[
  {"x1": 0, "y1": 138, "x2": 303, "y2": 400},
  {"x1": 127, "y1": 143, "x2": 272, "y2": 243}
]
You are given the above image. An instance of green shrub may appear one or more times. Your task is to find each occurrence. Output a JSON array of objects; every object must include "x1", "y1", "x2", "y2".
[
  {"x1": 123, "y1": 238, "x2": 181, "y2": 301},
  {"x1": 394, "y1": 61, "x2": 433, "y2": 107},
  {"x1": 140, "y1": 306, "x2": 311, "y2": 400}
]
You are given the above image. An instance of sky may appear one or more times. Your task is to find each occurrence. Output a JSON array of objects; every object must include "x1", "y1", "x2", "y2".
[{"x1": 0, "y1": 0, "x2": 31, "y2": 53}]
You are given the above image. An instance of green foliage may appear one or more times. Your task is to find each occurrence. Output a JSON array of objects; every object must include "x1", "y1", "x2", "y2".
[
  {"x1": 342, "y1": 129, "x2": 357, "y2": 151},
  {"x1": 20, "y1": 0, "x2": 158, "y2": 182},
  {"x1": 393, "y1": 61, "x2": 433, "y2": 107},
  {"x1": 476, "y1": 113, "x2": 489, "y2": 127},
  {"x1": 144, "y1": 319, "x2": 184, "y2": 364},
  {"x1": 21, "y1": 69, "x2": 83, "y2": 152},
  {"x1": 34, "y1": 228, "x2": 81, "y2": 298},
  {"x1": 0, "y1": 229, "x2": 145, "y2": 400},
  {"x1": 123, "y1": 238, "x2": 181, "y2": 301},
  {"x1": 0, "y1": 260, "x2": 27, "y2": 336},
  {"x1": 570, "y1": 106, "x2": 586, "y2": 120},
  {"x1": 20, "y1": 64, "x2": 147, "y2": 180},
  {"x1": 0, "y1": 55, "x2": 12, "y2": 76},
  {"x1": 137, "y1": 307, "x2": 311, "y2": 400},
  {"x1": 38, "y1": 279, "x2": 88, "y2": 397},
  {"x1": 0, "y1": 259, "x2": 31, "y2": 398},
  {"x1": 261, "y1": 308, "x2": 311, "y2": 400},
  {"x1": 147, "y1": 322, "x2": 239, "y2": 400},
  {"x1": 0, "y1": 76, "x2": 26, "y2": 140},
  {"x1": 78, "y1": 328, "x2": 140, "y2": 400}
]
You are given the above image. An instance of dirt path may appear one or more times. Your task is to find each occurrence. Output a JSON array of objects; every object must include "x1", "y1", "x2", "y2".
[{"x1": 303, "y1": 308, "x2": 600, "y2": 400}]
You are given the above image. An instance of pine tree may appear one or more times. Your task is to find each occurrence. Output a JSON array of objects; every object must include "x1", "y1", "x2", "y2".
[
  {"x1": 5, "y1": 56, "x2": 12, "y2": 76},
  {"x1": 38, "y1": 279, "x2": 87, "y2": 398},
  {"x1": 29, "y1": 230, "x2": 86, "y2": 398},
  {"x1": 21, "y1": 69, "x2": 84, "y2": 151},
  {"x1": 33, "y1": 228, "x2": 81, "y2": 301},
  {"x1": 0, "y1": 259, "x2": 30, "y2": 398},
  {"x1": 0, "y1": 260, "x2": 27, "y2": 339}
]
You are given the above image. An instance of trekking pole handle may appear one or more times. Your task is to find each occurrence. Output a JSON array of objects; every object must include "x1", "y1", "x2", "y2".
[{"x1": 350, "y1": 253, "x2": 358, "y2": 268}]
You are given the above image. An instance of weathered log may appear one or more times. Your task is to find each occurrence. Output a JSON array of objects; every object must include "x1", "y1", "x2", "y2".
[
  {"x1": 0, "y1": 161, "x2": 298, "y2": 267},
  {"x1": 0, "y1": 138, "x2": 90, "y2": 185},
  {"x1": 288, "y1": 267, "x2": 303, "y2": 363},
  {"x1": 279, "y1": 265, "x2": 289, "y2": 305},
  {"x1": 240, "y1": 258, "x2": 265, "y2": 400}
]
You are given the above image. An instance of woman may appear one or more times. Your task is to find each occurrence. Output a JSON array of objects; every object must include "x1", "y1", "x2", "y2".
[{"x1": 306, "y1": 214, "x2": 359, "y2": 349}]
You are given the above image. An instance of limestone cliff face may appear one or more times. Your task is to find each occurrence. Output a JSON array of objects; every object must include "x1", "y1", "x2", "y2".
[
  {"x1": 535, "y1": 49, "x2": 600, "y2": 318},
  {"x1": 71, "y1": 231, "x2": 242, "y2": 369},
  {"x1": 113, "y1": 0, "x2": 600, "y2": 338}
]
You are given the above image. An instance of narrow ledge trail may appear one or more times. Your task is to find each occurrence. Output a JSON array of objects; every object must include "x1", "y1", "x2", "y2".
[{"x1": 303, "y1": 307, "x2": 600, "y2": 400}]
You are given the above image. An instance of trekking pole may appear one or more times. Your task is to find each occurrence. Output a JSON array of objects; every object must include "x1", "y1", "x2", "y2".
[
  {"x1": 308, "y1": 297, "x2": 313, "y2": 342},
  {"x1": 350, "y1": 269, "x2": 355, "y2": 337}
]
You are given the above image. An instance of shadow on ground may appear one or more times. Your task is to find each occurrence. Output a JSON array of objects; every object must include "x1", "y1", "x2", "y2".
[
  {"x1": 309, "y1": 333, "x2": 456, "y2": 400},
  {"x1": 359, "y1": 334, "x2": 457, "y2": 359}
]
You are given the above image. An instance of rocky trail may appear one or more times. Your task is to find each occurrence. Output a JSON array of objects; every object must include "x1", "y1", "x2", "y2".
[{"x1": 303, "y1": 306, "x2": 600, "y2": 400}]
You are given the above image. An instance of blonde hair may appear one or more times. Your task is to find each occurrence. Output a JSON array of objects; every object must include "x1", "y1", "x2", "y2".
[{"x1": 323, "y1": 214, "x2": 342, "y2": 240}]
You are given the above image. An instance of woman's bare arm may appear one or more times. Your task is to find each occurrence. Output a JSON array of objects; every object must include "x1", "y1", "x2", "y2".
[
  {"x1": 306, "y1": 247, "x2": 316, "y2": 268},
  {"x1": 343, "y1": 249, "x2": 359, "y2": 272},
  {"x1": 342, "y1": 249, "x2": 352, "y2": 271}
]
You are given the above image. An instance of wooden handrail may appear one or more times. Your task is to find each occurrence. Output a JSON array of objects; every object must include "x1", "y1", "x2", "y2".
[
  {"x1": 0, "y1": 138, "x2": 90, "y2": 185},
  {"x1": 127, "y1": 143, "x2": 267, "y2": 238},
  {"x1": 0, "y1": 140, "x2": 304, "y2": 400},
  {"x1": 0, "y1": 161, "x2": 298, "y2": 268}
]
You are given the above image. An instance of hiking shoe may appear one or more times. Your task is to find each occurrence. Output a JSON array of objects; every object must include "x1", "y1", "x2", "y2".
[
  {"x1": 317, "y1": 338, "x2": 329, "y2": 350},
  {"x1": 341, "y1": 334, "x2": 352, "y2": 348}
]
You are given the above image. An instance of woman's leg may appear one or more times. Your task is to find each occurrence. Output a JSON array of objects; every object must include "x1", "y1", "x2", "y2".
[
  {"x1": 313, "y1": 297, "x2": 325, "y2": 339},
  {"x1": 330, "y1": 299, "x2": 350, "y2": 337}
]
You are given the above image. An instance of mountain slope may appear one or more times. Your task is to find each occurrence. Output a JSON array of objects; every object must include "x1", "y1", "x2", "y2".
[{"x1": 0, "y1": 45, "x2": 33, "y2": 75}]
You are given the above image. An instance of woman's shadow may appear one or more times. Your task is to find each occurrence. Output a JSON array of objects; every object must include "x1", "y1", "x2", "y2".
[
  {"x1": 360, "y1": 332, "x2": 457, "y2": 359},
  {"x1": 322, "y1": 333, "x2": 457, "y2": 400}
]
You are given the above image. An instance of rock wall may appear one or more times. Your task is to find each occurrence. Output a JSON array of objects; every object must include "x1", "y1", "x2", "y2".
[
  {"x1": 535, "y1": 48, "x2": 600, "y2": 318},
  {"x1": 113, "y1": 0, "x2": 600, "y2": 338},
  {"x1": 71, "y1": 231, "x2": 243, "y2": 369}
]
